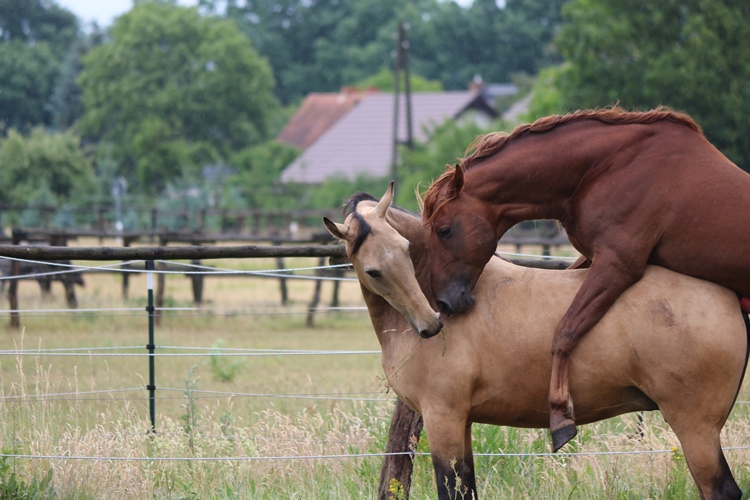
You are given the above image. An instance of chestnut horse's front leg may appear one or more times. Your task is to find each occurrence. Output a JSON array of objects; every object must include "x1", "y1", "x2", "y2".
[{"x1": 548, "y1": 251, "x2": 647, "y2": 451}]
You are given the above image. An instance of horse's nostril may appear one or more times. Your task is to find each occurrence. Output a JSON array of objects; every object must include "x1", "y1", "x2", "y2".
[{"x1": 436, "y1": 300, "x2": 453, "y2": 316}]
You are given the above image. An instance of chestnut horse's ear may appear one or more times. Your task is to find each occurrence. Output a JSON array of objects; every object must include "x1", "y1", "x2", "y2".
[
  {"x1": 451, "y1": 163, "x2": 465, "y2": 194},
  {"x1": 375, "y1": 181, "x2": 394, "y2": 219},
  {"x1": 323, "y1": 217, "x2": 351, "y2": 241}
]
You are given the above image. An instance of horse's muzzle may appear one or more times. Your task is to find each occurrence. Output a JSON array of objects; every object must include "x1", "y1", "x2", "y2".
[
  {"x1": 436, "y1": 289, "x2": 475, "y2": 316},
  {"x1": 418, "y1": 315, "x2": 444, "y2": 339}
]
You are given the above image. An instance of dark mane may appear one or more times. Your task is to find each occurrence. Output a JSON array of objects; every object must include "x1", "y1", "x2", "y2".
[
  {"x1": 422, "y1": 106, "x2": 703, "y2": 224},
  {"x1": 342, "y1": 193, "x2": 377, "y2": 256},
  {"x1": 342, "y1": 192, "x2": 419, "y2": 256}
]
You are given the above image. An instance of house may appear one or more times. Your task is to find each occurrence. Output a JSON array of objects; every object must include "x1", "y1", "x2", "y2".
[
  {"x1": 276, "y1": 87, "x2": 376, "y2": 150},
  {"x1": 279, "y1": 90, "x2": 498, "y2": 184}
]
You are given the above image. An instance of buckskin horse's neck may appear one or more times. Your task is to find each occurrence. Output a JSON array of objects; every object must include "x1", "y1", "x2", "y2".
[
  {"x1": 466, "y1": 120, "x2": 634, "y2": 227},
  {"x1": 361, "y1": 209, "x2": 432, "y2": 351}
]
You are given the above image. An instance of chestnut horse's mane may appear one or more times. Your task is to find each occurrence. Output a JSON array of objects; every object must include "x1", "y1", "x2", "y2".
[{"x1": 422, "y1": 106, "x2": 702, "y2": 224}]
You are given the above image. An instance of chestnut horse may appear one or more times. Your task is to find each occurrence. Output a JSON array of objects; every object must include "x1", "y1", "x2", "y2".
[
  {"x1": 422, "y1": 106, "x2": 750, "y2": 451},
  {"x1": 324, "y1": 184, "x2": 747, "y2": 500}
]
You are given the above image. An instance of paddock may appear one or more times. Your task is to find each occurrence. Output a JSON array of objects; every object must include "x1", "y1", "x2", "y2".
[{"x1": 0, "y1": 236, "x2": 748, "y2": 498}]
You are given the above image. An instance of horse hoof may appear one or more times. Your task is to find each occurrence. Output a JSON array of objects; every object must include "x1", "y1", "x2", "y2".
[{"x1": 551, "y1": 419, "x2": 577, "y2": 452}]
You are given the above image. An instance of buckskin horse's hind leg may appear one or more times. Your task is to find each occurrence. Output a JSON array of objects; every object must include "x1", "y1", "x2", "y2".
[
  {"x1": 549, "y1": 251, "x2": 646, "y2": 451},
  {"x1": 661, "y1": 408, "x2": 741, "y2": 499}
]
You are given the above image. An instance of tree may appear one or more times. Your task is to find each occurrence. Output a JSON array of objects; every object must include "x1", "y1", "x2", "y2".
[
  {"x1": 217, "y1": 0, "x2": 568, "y2": 104},
  {"x1": 0, "y1": 0, "x2": 80, "y2": 131},
  {"x1": 352, "y1": 68, "x2": 442, "y2": 92},
  {"x1": 230, "y1": 140, "x2": 300, "y2": 209},
  {"x1": 78, "y1": 2, "x2": 279, "y2": 193},
  {"x1": 50, "y1": 28, "x2": 105, "y2": 130},
  {"x1": 0, "y1": 128, "x2": 95, "y2": 206},
  {"x1": 548, "y1": 0, "x2": 750, "y2": 170},
  {"x1": 397, "y1": 119, "x2": 500, "y2": 211}
]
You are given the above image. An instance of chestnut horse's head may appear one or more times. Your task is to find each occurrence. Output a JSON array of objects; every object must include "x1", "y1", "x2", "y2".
[{"x1": 422, "y1": 165, "x2": 498, "y2": 316}]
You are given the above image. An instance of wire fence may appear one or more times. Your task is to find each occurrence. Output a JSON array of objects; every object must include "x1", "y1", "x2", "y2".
[{"x1": 0, "y1": 251, "x2": 747, "y2": 467}]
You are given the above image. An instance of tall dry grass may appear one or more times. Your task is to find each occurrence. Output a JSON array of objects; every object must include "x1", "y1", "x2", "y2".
[{"x1": 0, "y1": 252, "x2": 748, "y2": 498}]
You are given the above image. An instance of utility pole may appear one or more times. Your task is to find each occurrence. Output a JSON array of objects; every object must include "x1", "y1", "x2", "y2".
[{"x1": 390, "y1": 21, "x2": 413, "y2": 192}]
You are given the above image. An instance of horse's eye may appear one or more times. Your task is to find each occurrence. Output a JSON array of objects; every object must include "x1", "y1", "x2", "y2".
[
  {"x1": 437, "y1": 226, "x2": 452, "y2": 239},
  {"x1": 366, "y1": 269, "x2": 382, "y2": 278}
]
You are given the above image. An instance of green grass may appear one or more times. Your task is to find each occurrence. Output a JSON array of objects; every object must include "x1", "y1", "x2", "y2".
[{"x1": 0, "y1": 254, "x2": 749, "y2": 498}]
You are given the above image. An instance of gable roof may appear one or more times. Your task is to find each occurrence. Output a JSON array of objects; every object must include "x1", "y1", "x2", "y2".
[
  {"x1": 276, "y1": 88, "x2": 373, "y2": 150},
  {"x1": 280, "y1": 91, "x2": 497, "y2": 184}
]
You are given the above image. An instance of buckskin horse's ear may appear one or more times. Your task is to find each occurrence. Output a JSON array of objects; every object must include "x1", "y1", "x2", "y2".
[
  {"x1": 451, "y1": 163, "x2": 465, "y2": 194},
  {"x1": 323, "y1": 217, "x2": 351, "y2": 241},
  {"x1": 375, "y1": 181, "x2": 394, "y2": 219}
]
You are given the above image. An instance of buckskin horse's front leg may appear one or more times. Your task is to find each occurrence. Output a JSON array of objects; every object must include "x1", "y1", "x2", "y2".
[{"x1": 549, "y1": 254, "x2": 645, "y2": 451}]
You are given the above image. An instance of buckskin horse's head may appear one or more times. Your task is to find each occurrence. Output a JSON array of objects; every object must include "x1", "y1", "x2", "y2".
[
  {"x1": 324, "y1": 183, "x2": 443, "y2": 338},
  {"x1": 422, "y1": 165, "x2": 498, "y2": 316}
]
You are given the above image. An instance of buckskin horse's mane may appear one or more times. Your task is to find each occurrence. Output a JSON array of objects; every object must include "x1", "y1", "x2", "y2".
[
  {"x1": 342, "y1": 192, "x2": 418, "y2": 257},
  {"x1": 422, "y1": 106, "x2": 702, "y2": 224}
]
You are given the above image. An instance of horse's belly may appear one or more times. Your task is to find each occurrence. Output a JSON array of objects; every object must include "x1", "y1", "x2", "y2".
[{"x1": 467, "y1": 375, "x2": 655, "y2": 428}]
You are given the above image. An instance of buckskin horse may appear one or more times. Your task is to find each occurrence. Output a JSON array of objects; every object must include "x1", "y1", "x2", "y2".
[
  {"x1": 421, "y1": 106, "x2": 750, "y2": 451},
  {"x1": 324, "y1": 184, "x2": 747, "y2": 500}
]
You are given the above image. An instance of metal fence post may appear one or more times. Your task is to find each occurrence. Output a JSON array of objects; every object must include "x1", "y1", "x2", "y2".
[{"x1": 146, "y1": 260, "x2": 156, "y2": 434}]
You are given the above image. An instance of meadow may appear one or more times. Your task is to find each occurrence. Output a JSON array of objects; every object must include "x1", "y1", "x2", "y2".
[{"x1": 0, "y1": 246, "x2": 749, "y2": 499}]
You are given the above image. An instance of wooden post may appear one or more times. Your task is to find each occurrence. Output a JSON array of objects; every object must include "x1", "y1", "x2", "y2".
[
  {"x1": 273, "y1": 240, "x2": 288, "y2": 306},
  {"x1": 198, "y1": 208, "x2": 207, "y2": 232},
  {"x1": 190, "y1": 243, "x2": 204, "y2": 306},
  {"x1": 378, "y1": 398, "x2": 423, "y2": 500},
  {"x1": 8, "y1": 230, "x2": 21, "y2": 328},
  {"x1": 50, "y1": 235, "x2": 78, "y2": 309},
  {"x1": 43, "y1": 207, "x2": 53, "y2": 228},
  {"x1": 306, "y1": 256, "x2": 325, "y2": 328},
  {"x1": 122, "y1": 238, "x2": 131, "y2": 300},
  {"x1": 97, "y1": 207, "x2": 106, "y2": 232},
  {"x1": 330, "y1": 267, "x2": 343, "y2": 308}
]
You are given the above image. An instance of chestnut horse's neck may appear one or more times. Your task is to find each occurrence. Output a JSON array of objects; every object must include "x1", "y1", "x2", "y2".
[{"x1": 464, "y1": 118, "x2": 684, "y2": 228}]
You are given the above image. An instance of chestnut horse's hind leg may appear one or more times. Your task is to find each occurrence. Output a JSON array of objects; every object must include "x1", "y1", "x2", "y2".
[{"x1": 549, "y1": 252, "x2": 646, "y2": 451}]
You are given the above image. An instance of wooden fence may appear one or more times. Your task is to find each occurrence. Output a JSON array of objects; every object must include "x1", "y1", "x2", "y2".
[{"x1": 0, "y1": 236, "x2": 571, "y2": 500}]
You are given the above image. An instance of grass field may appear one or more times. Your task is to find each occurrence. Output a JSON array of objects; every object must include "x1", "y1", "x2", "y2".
[{"x1": 0, "y1": 247, "x2": 749, "y2": 498}]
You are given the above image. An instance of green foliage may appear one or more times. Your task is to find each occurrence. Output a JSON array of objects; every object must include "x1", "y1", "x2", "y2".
[
  {"x1": 0, "y1": 0, "x2": 80, "y2": 131},
  {"x1": 0, "y1": 128, "x2": 95, "y2": 207},
  {"x1": 550, "y1": 0, "x2": 750, "y2": 170},
  {"x1": 181, "y1": 365, "x2": 201, "y2": 455},
  {"x1": 525, "y1": 65, "x2": 568, "y2": 120},
  {"x1": 0, "y1": 42, "x2": 59, "y2": 132},
  {"x1": 307, "y1": 175, "x2": 390, "y2": 210},
  {"x1": 231, "y1": 141, "x2": 301, "y2": 209},
  {"x1": 397, "y1": 119, "x2": 501, "y2": 211},
  {"x1": 0, "y1": 450, "x2": 56, "y2": 499},
  {"x1": 50, "y1": 29, "x2": 105, "y2": 131},
  {"x1": 353, "y1": 68, "x2": 442, "y2": 92},
  {"x1": 221, "y1": 0, "x2": 568, "y2": 104},
  {"x1": 205, "y1": 340, "x2": 245, "y2": 382},
  {"x1": 0, "y1": 0, "x2": 79, "y2": 59},
  {"x1": 78, "y1": 2, "x2": 279, "y2": 193}
]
